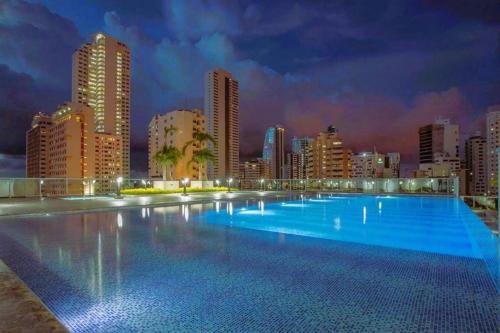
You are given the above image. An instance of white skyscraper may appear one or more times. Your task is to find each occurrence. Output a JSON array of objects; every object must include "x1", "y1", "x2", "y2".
[
  {"x1": 486, "y1": 105, "x2": 500, "y2": 194},
  {"x1": 205, "y1": 68, "x2": 239, "y2": 179}
]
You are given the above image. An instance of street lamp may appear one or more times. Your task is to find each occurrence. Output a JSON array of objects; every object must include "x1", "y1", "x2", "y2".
[
  {"x1": 141, "y1": 179, "x2": 147, "y2": 189},
  {"x1": 116, "y1": 176, "x2": 123, "y2": 198},
  {"x1": 215, "y1": 179, "x2": 220, "y2": 187},
  {"x1": 182, "y1": 178, "x2": 189, "y2": 196},
  {"x1": 260, "y1": 178, "x2": 265, "y2": 191},
  {"x1": 39, "y1": 179, "x2": 44, "y2": 199},
  {"x1": 228, "y1": 178, "x2": 233, "y2": 193}
]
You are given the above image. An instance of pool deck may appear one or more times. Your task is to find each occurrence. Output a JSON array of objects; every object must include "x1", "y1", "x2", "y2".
[{"x1": 0, "y1": 191, "x2": 285, "y2": 218}]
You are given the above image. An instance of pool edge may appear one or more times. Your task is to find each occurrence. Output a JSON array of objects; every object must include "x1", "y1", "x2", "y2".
[{"x1": 0, "y1": 259, "x2": 69, "y2": 332}]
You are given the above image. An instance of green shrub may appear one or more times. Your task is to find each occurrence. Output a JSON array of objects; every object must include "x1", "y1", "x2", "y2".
[{"x1": 121, "y1": 187, "x2": 232, "y2": 195}]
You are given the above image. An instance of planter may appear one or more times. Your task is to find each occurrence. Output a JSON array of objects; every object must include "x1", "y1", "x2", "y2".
[
  {"x1": 153, "y1": 180, "x2": 179, "y2": 190},
  {"x1": 190, "y1": 180, "x2": 214, "y2": 189}
]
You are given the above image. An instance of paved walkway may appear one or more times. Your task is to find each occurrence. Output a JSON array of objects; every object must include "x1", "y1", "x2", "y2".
[{"x1": 0, "y1": 191, "x2": 285, "y2": 218}]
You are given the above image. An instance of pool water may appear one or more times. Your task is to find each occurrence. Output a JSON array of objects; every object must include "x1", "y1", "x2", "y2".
[{"x1": 0, "y1": 195, "x2": 498, "y2": 332}]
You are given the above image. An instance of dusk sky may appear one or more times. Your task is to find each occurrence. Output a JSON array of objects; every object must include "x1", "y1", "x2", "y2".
[{"x1": 0, "y1": 0, "x2": 499, "y2": 176}]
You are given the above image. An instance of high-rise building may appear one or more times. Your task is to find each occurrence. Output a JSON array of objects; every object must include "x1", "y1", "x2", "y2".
[
  {"x1": 418, "y1": 118, "x2": 459, "y2": 177},
  {"x1": 352, "y1": 152, "x2": 386, "y2": 178},
  {"x1": 26, "y1": 113, "x2": 52, "y2": 178},
  {"x1": 307, "y1": 126, "x2": 352, "y2": 179},
  {"x1": 486, "y1": 105, "x2": 500, "y2": 194},
  {"x1": 465, "y1": 134, "x2": 487, "y2": 195},
  {"x1": 386, "y1": 152, "x2": 401, "y2": 178},
  {"x1": 46, "y1": 102, "x2": 96, "y2": 194},
  {"x1": 72, "y1": 32, "x2": 131, "y2": 178},
  {"x1": 94, "y1": 133, "x2": 122, "y2": 193},
  {"x1": 239, "y1": 158, "x2": 270, "y2": 180},
  {"x1": 352, "y1": 151, "x2": 401, "y2": 178},
  {"x1": 25, "y1": 102, "x2": 123, "y2": 195},
  {"x1": 148, "y1": 109, "x2": 206, "y2": 180},
  {"x1": 262, "y1": 125, "x2": 285, "y2": 179},
  {"x1": 205, "y1": 68, "x2": 239, "y2": 179},
  {"x1": 286, "y1": 152, "x2": 303, "y2": 179},
  {"x1": 288, "y1": 136, "x2": 313, "y2": 179}
]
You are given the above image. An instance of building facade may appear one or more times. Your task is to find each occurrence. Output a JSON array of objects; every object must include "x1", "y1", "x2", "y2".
[
  {"x1": 46, "y1": 103, "x2": 96, "y2": 194},
  {"x1": 386, "y1": 152, "x2": 401, "y2": 178},
  {"x1": 148, "y1": 109, "x2": 206, "y2": 180},
  {"x1": 352, "y1": 151, "x2": 401, "y2": 178},
  {"x1": 26, "y1": 113, "x2": 52, "y2": 178},
  {"x1": 72, "y1": 32, "x2": 131, "y2": 177},
  {"x1": 94, "y1": 133, "x2": 122, "y2": 193},
  {"x1": 465, "y1": 134, "x2": 487, "y2": 195},
  {"x1": 307, "y1": 126, "x2": 352, "y2": 179},
  {"x1": 205, "y1": 68, "x2": 239, "y2": 179},
  {"x1": 287, "y1": 136, "x2": 313, "y2": 179},
  {"x1": 352, "y1": 152, "x2": 386, "y2": 178},
  {"x1": 239, "y1": 158, "x2": 270, "y2": 180},
  {"x1": 418, "y1": 118, "x2": 459, "y2": 177},
  {"x1": 262, "y1": 125, "x2": 285, "y2": 179},
  {"x1": 486, "y1": 106, "x2": 500, "y2": 194}
]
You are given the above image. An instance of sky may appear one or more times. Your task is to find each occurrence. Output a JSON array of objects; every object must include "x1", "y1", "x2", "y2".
[{"x1": 0, "y1": 0, "x2": 499, "y2": 176}]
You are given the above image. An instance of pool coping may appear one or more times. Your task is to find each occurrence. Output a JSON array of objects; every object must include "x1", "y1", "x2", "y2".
[{"x1": 0, "y1": 259, "x2": 69, "y2": 332}]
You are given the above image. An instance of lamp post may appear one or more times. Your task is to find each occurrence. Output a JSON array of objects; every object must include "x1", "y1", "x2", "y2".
[
  {"x1": 228, "y1": 178, "x2": 233, "y2": 193},
  {"x1": 39, "y1": 179, "x2": 44, "y2": 199},
  {"x1": 260, "y1": 178, "x2": 265, "y2": 191},
  {"x1": 141, "y1": 179, "x2": 147, "y2": 189},
  {"x1": 182, "y1": 178, "x2": 189, "y2": 196},
  {"x1": 215, "y1": 179, "x2": 220, "y2": 188},
  {"x1": 116, "y1": 176, "x2": 123, "y2": 198}
]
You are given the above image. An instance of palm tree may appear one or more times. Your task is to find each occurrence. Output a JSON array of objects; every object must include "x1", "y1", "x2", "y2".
[
  {"x1": 188, "y1": 148, "x2": 216, "y2": 181},
  {"x1": 154, "y1": 126, "x2": 183, "y2": 180},
  {"x1": 183, "y1": 131, "x2": 216, "y2": 181}
]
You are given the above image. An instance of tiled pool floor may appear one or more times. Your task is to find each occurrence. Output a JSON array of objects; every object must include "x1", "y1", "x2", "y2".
[{"x1": 0, "y1": 197, "x2": 498, "y2": 332}]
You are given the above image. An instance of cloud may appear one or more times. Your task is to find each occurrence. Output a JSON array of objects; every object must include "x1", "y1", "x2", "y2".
[
  {"x1": 0, "y1": 0, "x2": 82, "y2": 85},
  {"x1": 285, "y1": 87, "x2": 475, "y2": 163},
  {"x1": 0, "y1": 154, "x2": 25, "y2": 177},
  {"x1": 163, "y1": 0, "x2": 241, "y2": 40},
  {"x1": 0, "y1": 64, "x2": 65, "y2": 153}
]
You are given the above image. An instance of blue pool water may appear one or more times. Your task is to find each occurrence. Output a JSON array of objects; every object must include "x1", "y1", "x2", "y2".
[{"x1": 0, "y1": 194, "x2": 498, "y2": 332}]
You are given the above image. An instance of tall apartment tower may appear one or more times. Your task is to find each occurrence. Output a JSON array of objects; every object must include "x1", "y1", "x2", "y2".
[
  {"x1": 148, "y1": 109, "x2": 207, "y2": 180},
  {"x1": 72, "y1": 32, "x2": 131, "y2": 178},
  {"x1": 486, "y1": 105, "x2": 500, "y2": 194},
  {"x1": 418, "y1": 118, "x2": 460, "y2": 176},
  {"x1": 386, "y1": 152, "x2": 401, "y2": 178},
  {"x1": 465, "y1": 134, "x2": 487, "y2": 195},
  {"x1": 288, "y1": 136, "x2": 313, "y2": 179},
  {"x1": 262, "y1": 125, "x2": 285, "y2": 179},
  {"x1": 307, "y1": 126, "x2": 352, "y2": 179},
  {"x1": 205, "y1": 68, "x2": 239, "y2": 179},
  {"x1": 26, "y1": 113, "x2": 52, "y2": 178}
]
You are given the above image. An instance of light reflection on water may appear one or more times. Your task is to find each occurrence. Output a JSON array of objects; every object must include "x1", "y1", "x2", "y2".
[{"x1": 0, "y1": 194, "x2": 497, "y2": 331}]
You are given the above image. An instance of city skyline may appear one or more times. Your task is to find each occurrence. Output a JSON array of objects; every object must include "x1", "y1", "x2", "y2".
[{"x1": 1, "y1": 0, "x2": 500, "y2": 176}]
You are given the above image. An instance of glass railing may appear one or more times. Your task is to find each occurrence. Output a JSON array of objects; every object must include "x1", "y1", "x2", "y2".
[
  {"x1": 461, "y1": 195, "x2": 498, "y2": 234},
  {"x1": 239, "y1": 178, "x2": 455, "y2": 195},
  {"x1": 0, "y1": 177, "x2": 456, "y2": 198}
]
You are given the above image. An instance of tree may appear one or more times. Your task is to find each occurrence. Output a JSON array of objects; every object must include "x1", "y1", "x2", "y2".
[
  {"x1": 154, "y1": 126, "x2": 183, "y2": 180},
  {"x1": 183, "y1": 131, "x2": 216, "y2": 181}
]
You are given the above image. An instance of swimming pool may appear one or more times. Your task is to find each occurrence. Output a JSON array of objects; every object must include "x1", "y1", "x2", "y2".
[{"x1": 0, "y1": 194, "x2": 498, "y2": 332}]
